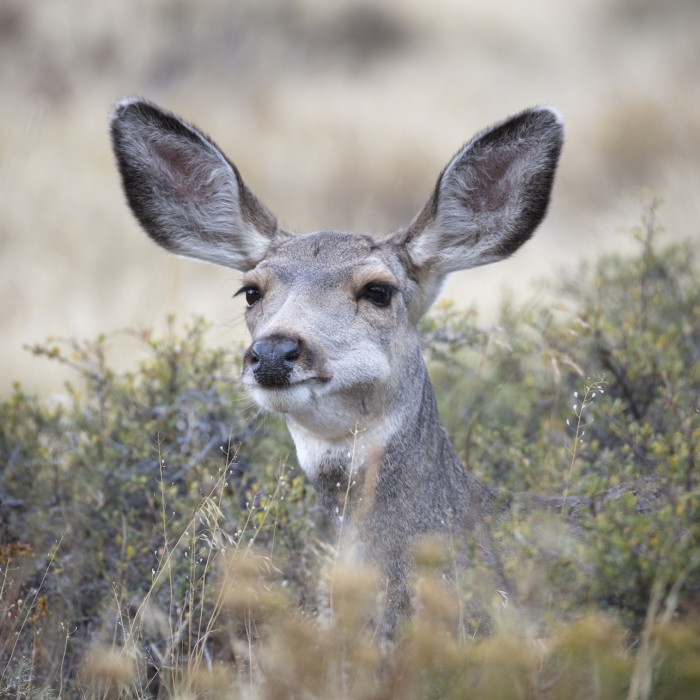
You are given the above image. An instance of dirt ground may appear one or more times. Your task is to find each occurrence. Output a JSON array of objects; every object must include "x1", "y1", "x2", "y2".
[{"x1": 1, "y1": 0, "x2": 699, "y2": 396}]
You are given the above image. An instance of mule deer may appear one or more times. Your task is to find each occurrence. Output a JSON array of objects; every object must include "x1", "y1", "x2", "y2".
[{"x1": 110, "y1": 98, "x2": 564, "y2": 627}]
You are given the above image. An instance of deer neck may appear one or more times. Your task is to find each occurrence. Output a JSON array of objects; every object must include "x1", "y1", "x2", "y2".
[{"x1": 285, "y1": 349, "x2": 476, "y2": 529}]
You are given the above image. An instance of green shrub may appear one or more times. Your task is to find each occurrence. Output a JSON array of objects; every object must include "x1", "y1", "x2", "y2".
[
  {"x1": 0, "y1": 318, "x2": 324, "y2": 696},
  {"x1": 424, "y1": 201, "x2": 700, "y2": 625},
  {"x1": 1, "y1": 203, "x2": 699, "y2": 697}
]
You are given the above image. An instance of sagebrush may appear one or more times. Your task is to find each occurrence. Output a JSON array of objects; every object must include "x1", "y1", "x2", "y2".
[{"x1": 1, "y1": 205, "x2": 699, "y2": 698}]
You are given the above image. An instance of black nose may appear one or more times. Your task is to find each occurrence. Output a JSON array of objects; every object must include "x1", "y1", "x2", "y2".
[
  {"x1": 250, "y1": 339, "x2": 300, "y2": 364},
  {"x1": 249, "y1": 337, "x2": 300, "y2": 387}
]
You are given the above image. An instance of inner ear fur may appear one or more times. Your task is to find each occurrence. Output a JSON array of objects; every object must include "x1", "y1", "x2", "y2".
[{"x1": 396, "y1": 106, "x2": 564, "y2": 281}]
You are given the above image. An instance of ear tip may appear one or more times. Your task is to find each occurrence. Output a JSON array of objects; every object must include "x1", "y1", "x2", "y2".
[
  {"x1": 109, "y1": 96, "x2": 154, "y2": 127},
  {"x1": 530, "y1": 105, "x2": 566, "y2": 135}
]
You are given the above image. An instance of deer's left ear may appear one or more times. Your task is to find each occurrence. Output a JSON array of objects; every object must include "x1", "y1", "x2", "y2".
[{"x1": 391, "y1": 106, "x2": 563, "y2": 314}]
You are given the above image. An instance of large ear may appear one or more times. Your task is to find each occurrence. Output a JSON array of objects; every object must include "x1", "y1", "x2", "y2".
[
  {"x1": 392, "y1": 106, "x2": 563, "y2": 309},
  {"x1": 109, "y1": 98, "x2": 280, "y2": 271}
]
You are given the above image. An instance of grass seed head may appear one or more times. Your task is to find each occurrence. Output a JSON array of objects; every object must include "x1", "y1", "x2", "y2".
[
  {"x1": 80, "y1": 645, "x2": 138, "y2": 696},
  {"x1": 412, "y1": 534, "x2": 450, "y2": 571},
  {"x1": 415, "y1": 576, "x2": 461, "y2": 626},
  {"x1": 219, "y1": 550, "x2": 288, "y2": 620},
  {"x1": 330, "y1": 562, "x2": 381, "y2": 625}
]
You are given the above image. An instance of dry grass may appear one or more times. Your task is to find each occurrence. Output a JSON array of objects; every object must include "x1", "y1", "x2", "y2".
[
  {"x1": 69, "y1": 512, "x2": 700, "y2": 700},
  {"x1": 2, "y1": 218, "x2": 700, "y2": 696}
]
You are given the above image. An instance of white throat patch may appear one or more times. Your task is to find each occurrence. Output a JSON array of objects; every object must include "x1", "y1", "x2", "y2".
[{"x1": 286, "y1": 417, "x2": 398, "y2": 482}]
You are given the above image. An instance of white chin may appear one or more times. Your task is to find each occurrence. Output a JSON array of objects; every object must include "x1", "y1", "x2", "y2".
[{"x1": 249, "y1": 382, "x2": 317, "y2": 414}]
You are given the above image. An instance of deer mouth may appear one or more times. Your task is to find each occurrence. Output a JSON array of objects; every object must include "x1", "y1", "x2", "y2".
[
  {"x1": 257, "y1": 376, "x2": 331, "y2": 390},
  {"x1": 245, "y1": 373, "x2": 331, "y2": 392},
  {"x1": 247, "y1": 375, "x2": 333, "y2": 416}
]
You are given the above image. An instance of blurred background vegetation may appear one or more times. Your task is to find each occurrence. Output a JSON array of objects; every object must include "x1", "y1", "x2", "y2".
[{"x1": 1, "y1": 0, "x2": 699, "y2": 396}]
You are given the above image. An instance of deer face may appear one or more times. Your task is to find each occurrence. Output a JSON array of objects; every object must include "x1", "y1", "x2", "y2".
[
  {"x1": 110, "y1": 97, "x2": 563, "y2": 445},
  {"x1": 237, "y1": 230, "x2": 421, "y2": 438}
]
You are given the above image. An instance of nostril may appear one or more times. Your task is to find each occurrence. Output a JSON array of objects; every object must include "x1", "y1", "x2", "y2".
[
  {"x1": 250, "y1": 343, "x2": 263, "y2": 363},
  {"x1": 278, "y1": 340, "x2": 300, "y2": 362}
]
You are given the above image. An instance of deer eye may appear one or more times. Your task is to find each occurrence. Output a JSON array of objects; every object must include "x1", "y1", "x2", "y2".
[
  {"x1": 235, "y1": 285, "x2": 262, "y2": 307},
  {"x1": 359, "y1": 283, "x2": 393, "y2": 308}
]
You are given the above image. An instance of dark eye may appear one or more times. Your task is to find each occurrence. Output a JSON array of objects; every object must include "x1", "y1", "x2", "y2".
[
  {"x1": 245, "y1": 287, "x2": 261, "y2": 306},
  {"x1": 359, "y1": 283, "x2": 393, "y2": 308},
  {"x1": 235, "y1": 285, "x2": 262, "y2": 307}
]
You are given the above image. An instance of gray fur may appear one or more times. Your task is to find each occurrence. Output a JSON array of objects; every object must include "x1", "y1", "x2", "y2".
[{"x1": 110, "y1": 99, "x2": 564, "y2": 629}]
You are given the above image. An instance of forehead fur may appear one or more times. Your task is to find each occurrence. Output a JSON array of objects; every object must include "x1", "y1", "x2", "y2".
[{"x1": 255, "y1": 230, "x2": 401, "y2": 279}]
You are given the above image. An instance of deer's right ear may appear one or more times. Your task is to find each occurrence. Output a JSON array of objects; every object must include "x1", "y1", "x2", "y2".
[{"x1": 109, "y1": 98, "x2": 279, "y2": 272}]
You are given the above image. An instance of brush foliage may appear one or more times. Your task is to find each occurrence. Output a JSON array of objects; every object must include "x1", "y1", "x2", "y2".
[{"x1": 1, "y1": 205, "x2": 699, "y2": 697}]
